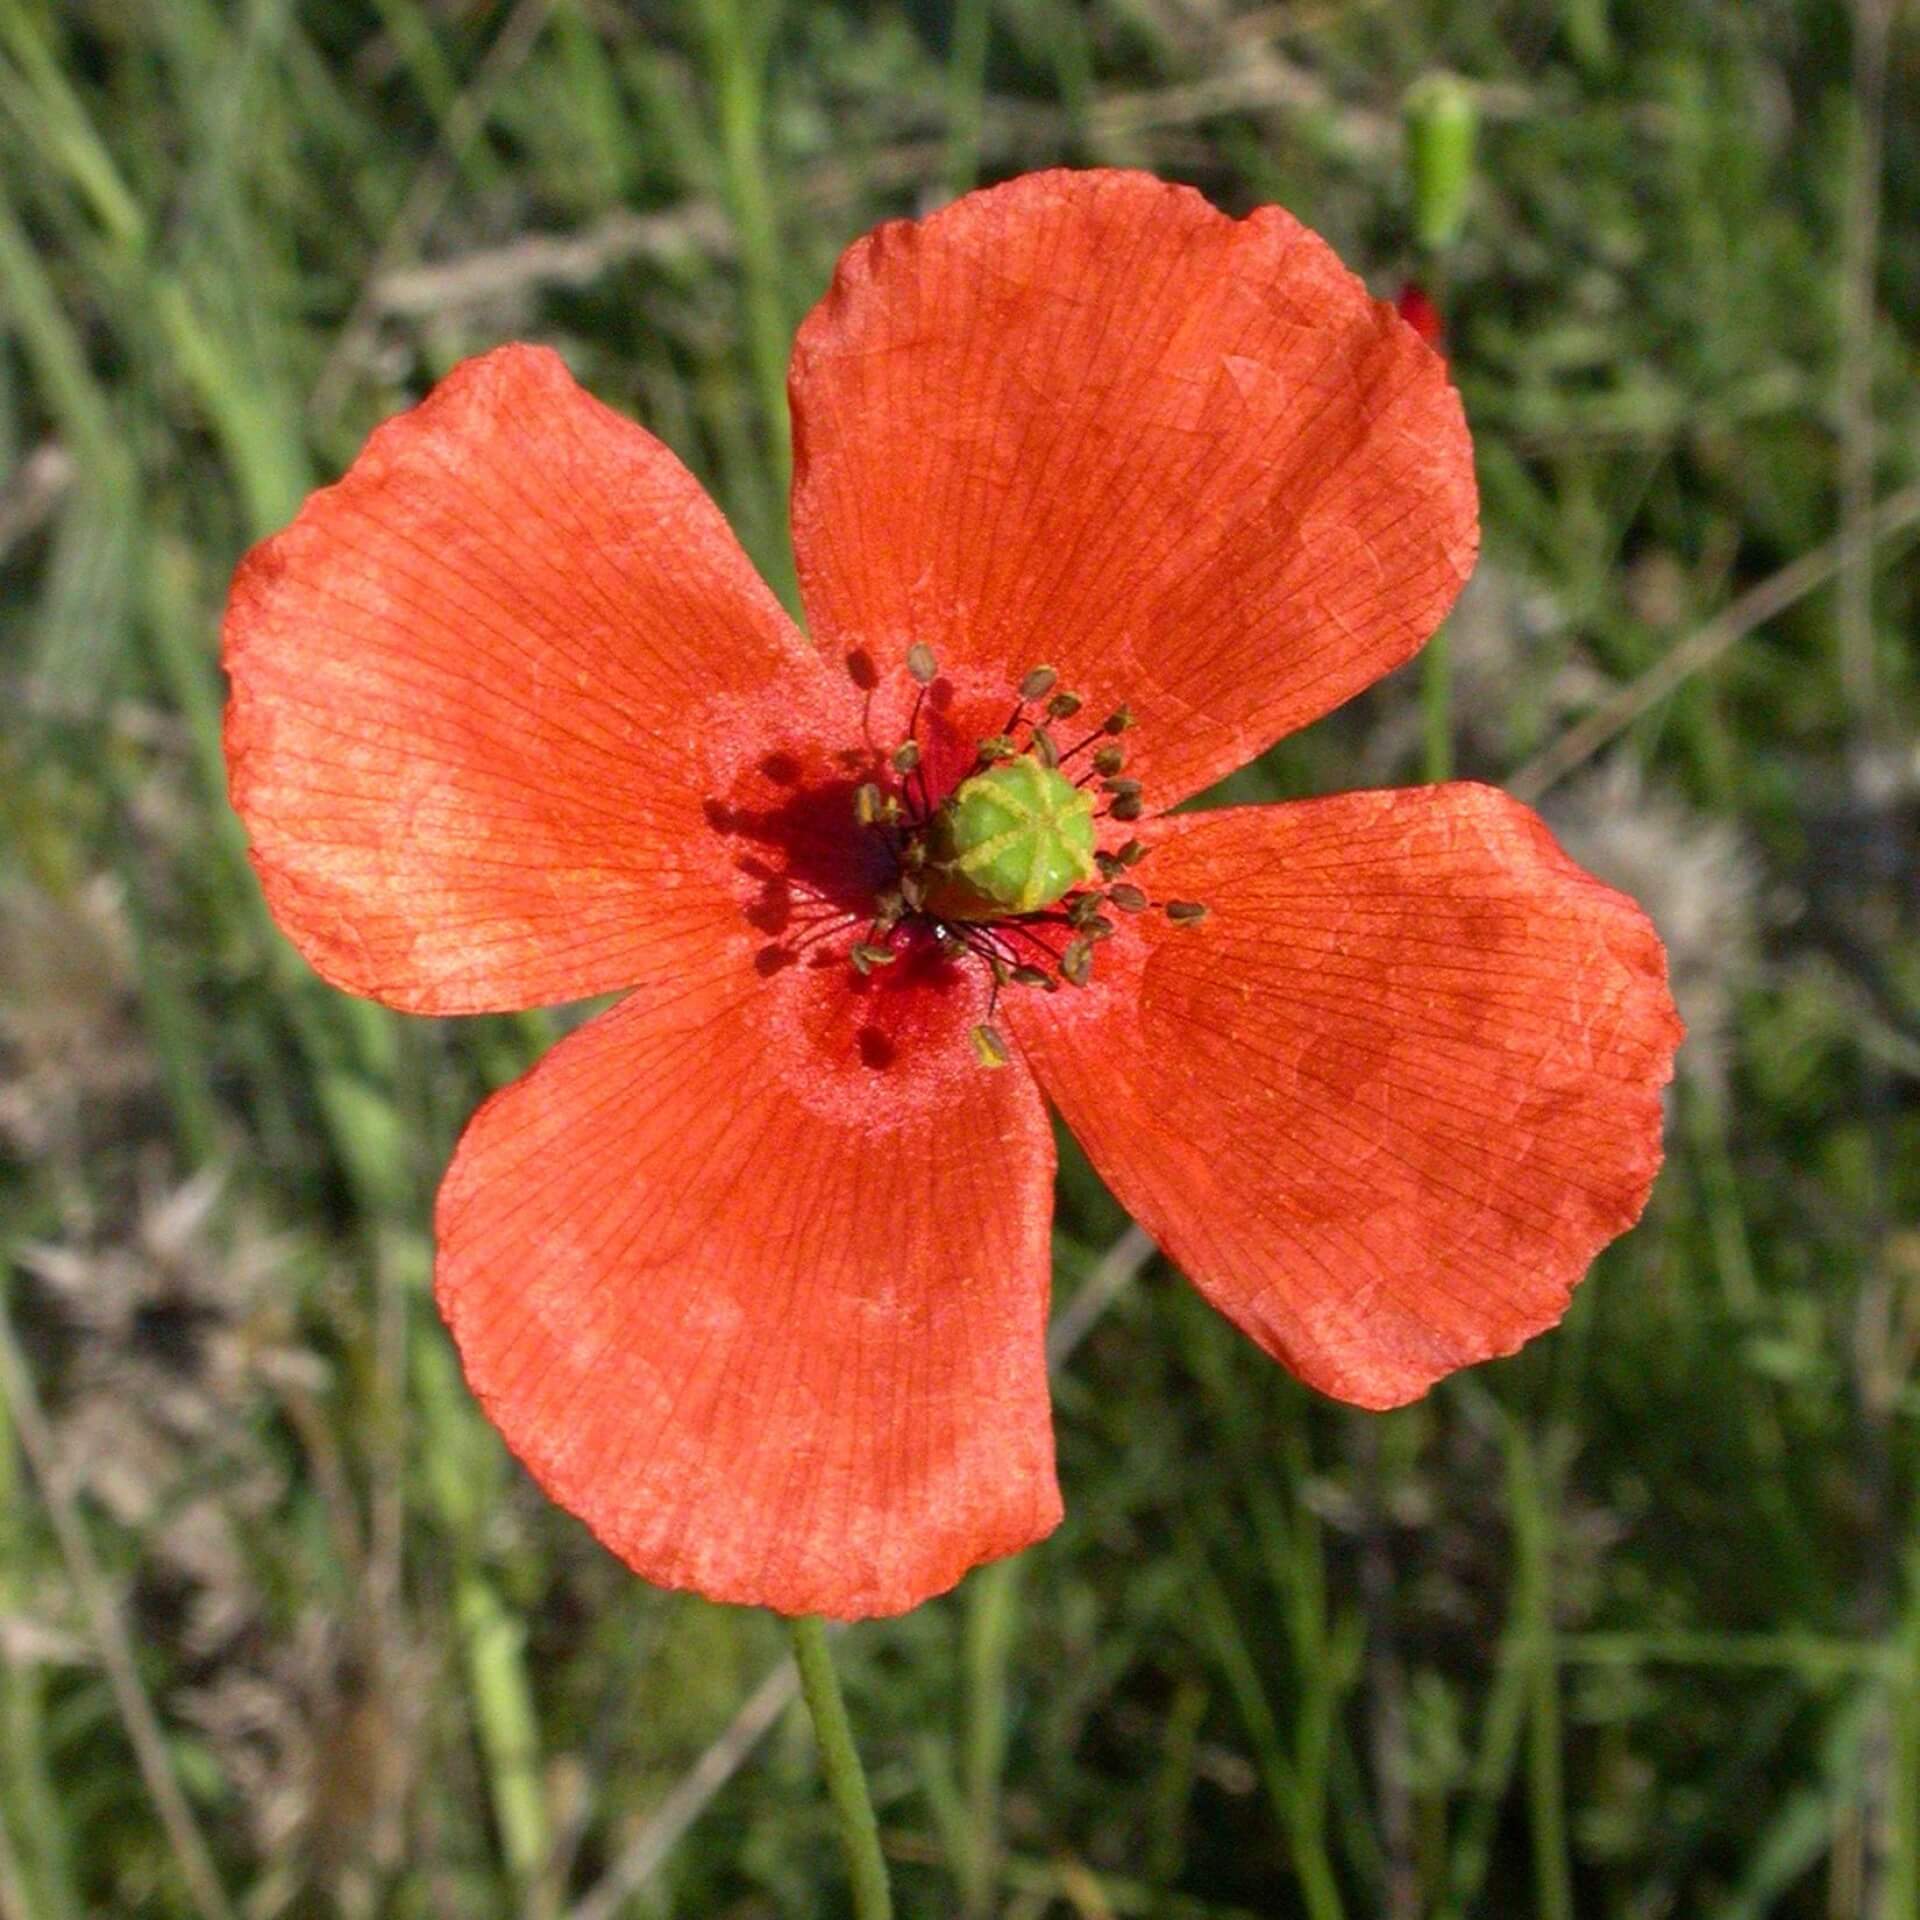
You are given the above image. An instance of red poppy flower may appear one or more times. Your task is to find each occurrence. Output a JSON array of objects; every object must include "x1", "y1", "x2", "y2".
[{"x1": 224, "y1": 170, "x2": 1681, "y2": 1620}]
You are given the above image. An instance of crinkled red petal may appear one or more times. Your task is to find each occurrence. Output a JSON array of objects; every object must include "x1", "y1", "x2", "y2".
[
  {"x1": 788, "y1": 169, "x2": 1477, "y2": 808},
  {"x1": 435, "y1": 948, "x2": 1061, "y2": 1620},
  {"x1": 224, "y1": 344, "x2": 828, "y2": 1013},
  {"x1": 1008, "y1": 786, "x2": 1683, "y2": 1408}
]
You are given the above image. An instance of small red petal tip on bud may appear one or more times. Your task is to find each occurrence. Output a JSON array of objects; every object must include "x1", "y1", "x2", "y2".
[
  {"x1": 1395, "y1": 280, "x2": 1446, "y2": 353},
  {"x1": 906, "y1": 643, "x2": 938, "y2": 686}
]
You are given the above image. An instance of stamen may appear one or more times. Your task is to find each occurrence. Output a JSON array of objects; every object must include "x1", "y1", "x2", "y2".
[
  {"x1": 1030, "y1": 726, "x2": 1060, "y2": 769},
  {"x1": 1106, "y1": 794, "x2": 1144, "y2": 822},
  {"x1": 1165, "y1": 900, "x2": 1209, "y2": 925},
  {"x1": 1107, "y1": 883, "x2": 1149, "y2": 912},
  {"x1": 850, "y1": 942, "x2": 898, "y2": 974},
  {"x1": 969, "y1": 1024, "x2": 1011, "y2": 1069},
  {"x1": 907, "y1": 643, "x2": 938, "y2": 686},
  {"x1": 1093, "y1": 745, "x2": 1125, "y2": 777},
  {"x1": 1018, "y1": 665, "x2": 1058, "y2": 702},
  {"x1": 1059, "y1": 937, "x2": 1094, "y2": 987},
  {"x1": 891, "y1": 741, "x2": 921, "y2": 774},
  {"x1": 1047, "y1": 690, "x2": 1083, "y2": 720}
]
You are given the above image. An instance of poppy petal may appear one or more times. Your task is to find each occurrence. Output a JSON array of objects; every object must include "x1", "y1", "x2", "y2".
[
  {"x1": 224, "y1": 344, "x2": 821, "y2": 1013},
  {"x1": 788, "y1": 169, "x2": 1476, "y2": 807},
  {"x1": 435, "y1": 972, "x2": 1062, "y2": 1620},
  {"x1": 1008, "y1": 786, "x2": 1682, "y2": 1408}
]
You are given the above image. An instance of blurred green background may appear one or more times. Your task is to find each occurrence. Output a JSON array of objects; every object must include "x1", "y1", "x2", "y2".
[{"x1": 5, "y1": 0, "x2": 1920, "y2": 1914}]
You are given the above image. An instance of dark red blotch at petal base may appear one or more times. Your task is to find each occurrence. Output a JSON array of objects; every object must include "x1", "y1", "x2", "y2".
[
  {"x1": 1009, "y1": 786, "x2": 1683, "y2": 1410},
  {"x1": 789, "y1": 167, "x2": 1478, "y2": 811}
]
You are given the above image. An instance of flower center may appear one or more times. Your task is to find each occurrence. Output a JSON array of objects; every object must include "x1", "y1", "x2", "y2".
[{"x1": 834, "y1": 649, "x2": 1208, "y2": 1069}]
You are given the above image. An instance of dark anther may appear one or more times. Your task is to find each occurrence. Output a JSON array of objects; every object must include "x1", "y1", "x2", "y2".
[
  {"x1": 1067, "y1": 893, "x2": 1106, "y2": 929},
  {"x1": 1108, "y1": 883, "x2": 1149, "y2": 912},
  {"x1": 1117, "y1": 839, "x2": 1146, "y2": 866},
  {"x1": 1095, "y1": 851, "x2": 1125, "y2": 881},
  {"x1": 1108, "y1": 793, "x2": 1144, "y2": 822},
  {"x1": 976, "y1": 734, "x2": 1016, "y2": 762},
  {"x1": 1165, "y1": 900, "x2": 1209, "y2": 925},
  {"x1": 907, "y1": 643, "x2": 938, "y2": 686},
  {"x1": 1100, "y1": 776, "x2": 1142, "y2": 799},
  {"x1": 851, "y1": 942, "x2": 898, "y2": 974},
  {"x1": 891, "y1": 741, "x2": 921, "y2": 774},
  {"x1": 899, "y1": 871, "x2": 927, "y2": 911},
  {"x1": 1060, "y1": 937, "x2": 1094, "y2": 987},
  {"x1": 1102, "y1": 705, "x2": 1134, "y2": 735},
  {"x1": 1031, "y1": 726, "x2": 1060, "y2": 769},
  {"x1": 1093, "y1": 744, "x2": 1125, "y2": 777},
  {"x1": 1010, "y1": 965, "x2": 1055, "y2": 991},
  {"x1": 854, "y1": 782, "x2": 888, "y2": 826},
  {"x1": 1047, "y1": 690, "x2": 1084, "y2": 719},
  {"x1": 1083, "y1": 914, "x2": 1117, "y2": 941},
  {"x1": 970, "y1": 1024, "x2": 1011, "y2": 1069},
  {"x1": 1019, "y1": 665, "x2": 1058, "y2": 702}
]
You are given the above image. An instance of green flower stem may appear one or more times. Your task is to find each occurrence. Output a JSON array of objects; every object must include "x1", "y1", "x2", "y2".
[{"x1": 787, "y1": 1616, "x2": 893, "y2": 1919}]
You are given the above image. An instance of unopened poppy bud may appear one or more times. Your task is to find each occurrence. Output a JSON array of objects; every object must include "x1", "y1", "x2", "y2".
[
  {"x1": 969, "y1": 1023, "x2": 1011, "y2": 1069},
  {"x1": 906, "y1": 643, "x2": 938, "y2": 685},
  {"x1": 1165, "y1": 900, "x2": 1209, "y2": 925},
  {"x1": 1047, "y1": 690, "x2": 1083, "y2": 719},
  {"x1": 891, "y1": 740, "x2": 921, "y2": 774},
  {"x1": 1404, "y1": 73, "x2": 1477, "y2": 254},
  {"x1": 1019, "y1": 665, "x2": 1058, "y2": 702}
]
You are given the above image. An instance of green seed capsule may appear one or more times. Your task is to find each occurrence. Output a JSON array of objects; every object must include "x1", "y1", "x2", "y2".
[{"x1": 921, "y1": 755, "x2": 1098, "y2": 921}]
